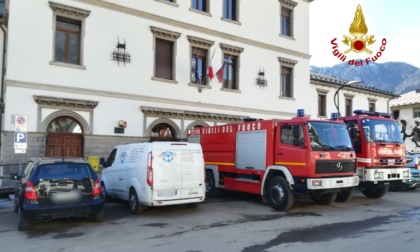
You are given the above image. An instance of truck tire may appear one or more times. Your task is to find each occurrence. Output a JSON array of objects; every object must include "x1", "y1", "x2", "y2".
[
  {"x1": 362, "y1": 184, "x2": 389, "y2": 199},
  {"x1": 205, "y1": 170, "x2": 216, "y2": 196},
  {"x1": 311, "y1": 192, "x2": 337, "y2": 205},
  {"x1": 335, "y1": 188, "x2": 355, "y2": 203},
  {"x1": 101, "y1": 182, "x2": 111, "y2": 201},
  {"x1": 129, "y1": 189, "x2": 145, "y2": 214},
  {"x1": 267, "y1": 176, "x2": 294, "y2": 211}
]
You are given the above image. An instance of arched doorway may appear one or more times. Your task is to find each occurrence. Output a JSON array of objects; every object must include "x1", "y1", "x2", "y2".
[
  {"x1": 46, "y1": 116, "x2": 84, "y2": 157},
  {"x1": 150, "y1": 123, "x2": 177, "y2": 140}
]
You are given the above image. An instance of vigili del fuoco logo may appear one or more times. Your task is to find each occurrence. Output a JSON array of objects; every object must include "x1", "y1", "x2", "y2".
[{"x1": 330, "y1": 4, "x2": 386, "y2": 66}]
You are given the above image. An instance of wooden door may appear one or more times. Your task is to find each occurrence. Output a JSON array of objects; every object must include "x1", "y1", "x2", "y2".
[{"x1": 46, "y1": 133, "x2": 83, "y2": 157}]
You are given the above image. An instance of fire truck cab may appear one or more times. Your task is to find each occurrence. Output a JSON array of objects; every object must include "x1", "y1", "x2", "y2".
[
  {"x1": 340, "y1": 110, "x2": 411, "y2": 198},
  {"x1": 187, "y1": 110, "x2": 359, "y2": 211}
]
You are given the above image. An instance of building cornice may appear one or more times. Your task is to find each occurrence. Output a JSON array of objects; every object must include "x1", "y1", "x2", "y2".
[
  {"x1": 33, "y1": 95, "x2": 99, "y2": 109},
  {"x1": 7, "y1": 79, "x2": 296, "y2": 118}
]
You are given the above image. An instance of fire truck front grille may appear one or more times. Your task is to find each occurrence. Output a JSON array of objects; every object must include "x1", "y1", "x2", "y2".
[{"x1": 315, "y1": 160, "x2": 356, "y2": 174}]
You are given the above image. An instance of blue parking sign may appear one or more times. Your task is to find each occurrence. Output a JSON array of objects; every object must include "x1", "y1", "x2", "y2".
[{"x1": 14, "y1": 132, "x2": 27, "y2": 143}]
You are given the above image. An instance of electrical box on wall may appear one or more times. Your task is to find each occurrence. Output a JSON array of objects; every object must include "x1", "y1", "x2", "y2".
[{"x1": 114, "y1": 127, "x2": 124, "y2": 134}]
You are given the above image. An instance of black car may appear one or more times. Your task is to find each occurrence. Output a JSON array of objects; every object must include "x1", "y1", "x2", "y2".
[{"x1": 11, "y1": 158, "x2": 104, "y2": 231}]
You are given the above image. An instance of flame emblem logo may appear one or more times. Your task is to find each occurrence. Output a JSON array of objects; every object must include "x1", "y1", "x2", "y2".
[{"x1": 342, "y1": 4, "x2": 375, "y2": 54}]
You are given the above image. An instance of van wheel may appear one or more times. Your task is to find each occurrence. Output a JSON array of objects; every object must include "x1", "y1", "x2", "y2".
[
  {"x1": 17, "y1": 208, "x2": 30, "y2": 231},
  {"x1": 335, "y1": 188, "x2": 355, "y2": 203},
  {"x1": 205, "y1": 170, "x2": 216, "y2": 196},
  {"x1": 101, "y1": 182, "x2": 111, "y2": 201},
  {"x1": 267, "y1": 176, "x2": 294, "y2": 211},
  {"x1": 311, "y1": 192, "x2": 337, "y2": 205},
  {"x1": 129, "y1": 189, "x2": 144, "y2": 214},
  {"x1": 185, "y1": 203, "x2": 199, "y2": 209}
]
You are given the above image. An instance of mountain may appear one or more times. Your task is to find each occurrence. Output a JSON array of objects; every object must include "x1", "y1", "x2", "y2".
[{"x1": 310, "y1": 62, "x2": 420, "y2": 94}]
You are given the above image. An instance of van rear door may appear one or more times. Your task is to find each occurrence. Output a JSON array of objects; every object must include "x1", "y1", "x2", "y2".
[{"x1": 151, "y1": 142, "x2": 204, "y2": 201}]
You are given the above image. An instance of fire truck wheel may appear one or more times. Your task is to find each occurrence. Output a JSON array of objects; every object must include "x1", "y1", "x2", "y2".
[
  {"x1": 361, "y1": 184, "x2": 389, "y2": 199},
  {"x1": 310, "y1": 192, "x2": 337, "y2": 205},
  {"x1": 205, "y1": 170, "x2": 216, "y2": 196},
  {"x1": 335, "y1": 188, "x2": 355, "y2": 203},
  {"x1": 267, "y1": 176, "x2": 294, "y2": 211}
]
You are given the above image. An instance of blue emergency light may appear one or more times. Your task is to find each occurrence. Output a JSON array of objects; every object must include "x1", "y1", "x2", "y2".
[
  {"x1": 331, "y1": 113, "x2": 338, "y2": 120},
  {"x1": 297, "y1": 109, "x2": 305, "y2": 117},
  {"x1": 353, "y1": 110, "x2": 391, "y2": 118}
]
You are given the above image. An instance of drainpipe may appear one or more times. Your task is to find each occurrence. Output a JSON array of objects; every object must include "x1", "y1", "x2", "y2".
[{"x1": 0, "y1": 18, "x2": 7, "y2": 161}]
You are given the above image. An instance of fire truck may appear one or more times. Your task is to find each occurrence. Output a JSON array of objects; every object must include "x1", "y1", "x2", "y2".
[
  {"x1": 187, "y1": 110, "x2": 359, "y2": 211},
  {"x1": 339, "y1": 110, "x2": 411, "y2": 198}
]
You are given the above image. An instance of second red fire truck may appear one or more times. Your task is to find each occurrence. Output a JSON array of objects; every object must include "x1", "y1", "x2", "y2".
[
  {"x1": 187, "y1": 110, "x2": 359, "y2": 211},
  {"x1": 339, "y1": 110, "x2": 410, "y2": 198}
]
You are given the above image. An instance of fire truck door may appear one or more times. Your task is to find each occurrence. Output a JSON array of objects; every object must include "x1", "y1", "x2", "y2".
[{"x1": 276, "y1": 124, "x2": 307, "y2": 176}]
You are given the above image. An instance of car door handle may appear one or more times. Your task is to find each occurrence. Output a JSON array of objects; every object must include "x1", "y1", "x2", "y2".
[
  {"x1": 118, "y1": 178, "x2": 123, "y2": 181},
  {"x1": 277, "y1": 153, "x2": 284, "y2": 155}
]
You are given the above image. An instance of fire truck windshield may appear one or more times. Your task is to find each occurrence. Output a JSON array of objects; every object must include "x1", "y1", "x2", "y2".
[
  {"x1": 307, "y1": 122, "x2": 353, "y2": 151},
  {"x1": 361, "y1": 119, "x2": 403, "y2": 144}
]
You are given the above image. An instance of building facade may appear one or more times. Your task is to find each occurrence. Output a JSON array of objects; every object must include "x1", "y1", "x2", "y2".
[
  {"x1": 390, "y1": 90, "x2": 420, "y2": 153},
  {"x1": 309, "y1": 72, "x2": 397, "y2": 120},
  {"x1": 1, "y1": 0, "x2": 313, "y2": 164}
]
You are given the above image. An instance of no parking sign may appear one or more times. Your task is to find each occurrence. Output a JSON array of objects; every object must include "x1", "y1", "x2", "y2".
[{"x1": 14, "y1": 115, "x2": 28, "y2": 153}]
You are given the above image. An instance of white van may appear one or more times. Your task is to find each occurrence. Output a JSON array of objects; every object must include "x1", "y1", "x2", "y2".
[{"x1": 100, "y1": 141, "x2": 205, "y2": 214}]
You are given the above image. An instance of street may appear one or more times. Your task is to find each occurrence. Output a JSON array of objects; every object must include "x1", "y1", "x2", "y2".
[{"x1": 0, "y1": 190, "x2": 419, "y2": 252}]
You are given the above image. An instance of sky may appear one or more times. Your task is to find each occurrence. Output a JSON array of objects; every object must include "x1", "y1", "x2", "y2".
[{"x1": 309, "y1": 0, "x2": 420, "y2": 68}]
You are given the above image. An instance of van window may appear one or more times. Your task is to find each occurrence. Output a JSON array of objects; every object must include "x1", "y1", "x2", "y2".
[{"x1": 105, "y1": 149, "x2": 117, "y2": 167}]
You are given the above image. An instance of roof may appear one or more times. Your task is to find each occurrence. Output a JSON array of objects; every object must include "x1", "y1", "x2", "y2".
[
  {"x1": 390, "y1": 90, "x2": 420, "y2": 107},
  {"x1": 310, "y1": 71, "x2": 397, "y2": 97}
]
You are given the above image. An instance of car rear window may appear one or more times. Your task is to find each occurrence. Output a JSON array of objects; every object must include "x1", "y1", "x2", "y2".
[{"x1": 34, "y1": 163, "x2": 95, "y2": 181}]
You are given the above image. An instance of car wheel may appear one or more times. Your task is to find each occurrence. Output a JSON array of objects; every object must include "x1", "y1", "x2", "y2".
[
  {"x1": 90, "y1": 208, "x2": 104, "y2": 222},
  {"x1": 17, "y1": 208, "x2": 30, "y2": 231},
  {"x1": 267, "y1": 176, "x2": 294, "y2": 211},
  {"x1": 129, "y1": 189, "x2": 145, "y2": 215}
]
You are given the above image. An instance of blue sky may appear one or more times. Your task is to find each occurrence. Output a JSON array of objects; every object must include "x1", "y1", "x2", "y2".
[{"x1": 309, "y1": 0, "x2": 420, "y2": 68}]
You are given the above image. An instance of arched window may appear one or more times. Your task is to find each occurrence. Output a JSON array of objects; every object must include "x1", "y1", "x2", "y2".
[
  {"x1": 46, "y1": 116, "x2": 83, "y2": 133},
  {"x1": 151, "y1": 123, "x2": 176, "y2": 138}
]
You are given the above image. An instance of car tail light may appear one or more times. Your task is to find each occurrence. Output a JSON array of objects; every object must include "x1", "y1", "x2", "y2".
[
  {"x1": 416, "y1": 164, "x2": 419, "y2": 170},
  {"x1": 93, "y1": 179, "x2": 101, "y2": 196},
  {"x1": 147, "y1": 152, "x2": 153, "y2": 186},
  {"x1": 24, "y1": 181, "x2": 38, "y2": 200}
]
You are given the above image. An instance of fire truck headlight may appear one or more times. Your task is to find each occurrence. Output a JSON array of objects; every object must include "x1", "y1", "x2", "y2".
[
  {"x1": 403, "y1": 171, "x2": 410, "y2": 179},
  {"x1": 374, "y1": 171, "x2": 383, "y2": 180},
  {"x1": 312, "y1": 180, "x2": 322, "y2": 187}
]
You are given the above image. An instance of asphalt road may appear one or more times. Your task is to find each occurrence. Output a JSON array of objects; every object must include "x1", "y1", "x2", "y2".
[{"x1": 0, "y1": 189, "x2": 419, "y2": 252}]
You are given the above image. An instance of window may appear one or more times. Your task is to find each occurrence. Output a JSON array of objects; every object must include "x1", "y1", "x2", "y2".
[
  {"x1": 191, "y1": 0, "x2": 208, "y2": 12},
  {"x1": 188, "y1": 36, "x2": 214, "y2": 87},
  {"x1": 49, "y1": 2, "x2": 90, "y2": 67},
  {"x1": 345, "y1": 98, "x2": 353, "y2": 116},
  {"x1": 281, "y1": 67, "x2": 292, "y2": 97},
  {"x1": 150, "y1": 27, "x2": 181, "y2": 82},
  {"x1": 278, "y1": 57, "x2": 297, "y2": 99},
  {"x1": 223, "y1": 55, "x2": 238, "y2": 90},
  {"x1": 223, "y1": 0, "x2": 238, "y2": 21},
  {"x1": 317, "y1": 89, "x2": 328, "y2": 117},
  {"x1": 414, "y1": 108, "x2": 420, "y2": 118},
  {"x1": 318, "y1": 94, "x2": 327, "y2": 117},
  {"x1": 281, "y1": 124, "x2": 304, "y2": 146},
  {"x1": 368, "y1": 98, "x2": 377, "y2": 112},
  {"x1": 192, "y1": 48, "x2": 207, "y2": 84},
  {"x1": 220, "y1": 43, "x2": 243, "y2": 91},
  {"x1": 279, "y1": 0, "x2": 297, "y2": 37}
]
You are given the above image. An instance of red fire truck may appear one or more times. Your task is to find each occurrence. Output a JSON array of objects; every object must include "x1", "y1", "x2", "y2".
[
  {"x1": 187, "y1": 110, "x2": 359, "y2": 211},
  {"x1": 339, "y1": 110, "x2": 410, "y2": 198}
]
